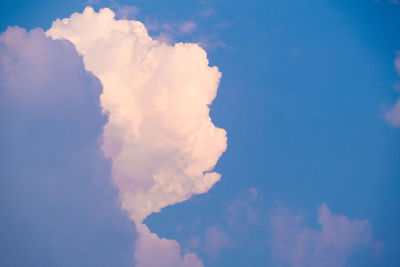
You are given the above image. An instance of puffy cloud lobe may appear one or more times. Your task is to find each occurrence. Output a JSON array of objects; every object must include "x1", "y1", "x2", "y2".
[
  {"x1": 270, "y1": 204, "x2": 379, "y2": 267},
  {"x1": 47, "y1": 7, "x2": 227, "y2": 266},
  {"x1": 0, "y1": 27, "x2": 136, "y2": 266}
]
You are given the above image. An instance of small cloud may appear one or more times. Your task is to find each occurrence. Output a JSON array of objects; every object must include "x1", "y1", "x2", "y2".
[
  {"x1": 155, "y1": 32, "x2": 174, "y2": 45},
  {"x1": 200, "y1": 8, "x2": 215, "y2": 17},
  {"x1": 144, "y1": 19, "x2": 198, "y2": 44},
  {"x1": 215, "y1": 22, "x2": 230, "y2": 29},
  {"x1": 395, "y1": 51, "x2": 400, "y2": 75},
  {"x1": 205, "y1": 226, "x2": 234, "y2": 256},
  {"x1": 384, "y1": 99, "x2": 400, "y2": 127},
  {"x1": 144, "y1": 16, "x2": 161, "y2": 32},
  {"x1": 248, "y1": 187, "x2": 259, "y2": 200},
  {"x1": 384, "y1": 52, "x2": 400, "y2": 127},
  {"x1": 225, "y1": 188, "x2": 259, "y2": 231},
  {"x1": 270, "y1": 204, "x2": 381, "y2": 267},
  {"x1": 179, "y1": 21, "x2": 197, "y2": 34},
  {"x1": 196, "y1": 33, "x2": 227, "y2": 51},
  {"x1": 115, "y1": 5, "x2": 139, "y2": 19}
]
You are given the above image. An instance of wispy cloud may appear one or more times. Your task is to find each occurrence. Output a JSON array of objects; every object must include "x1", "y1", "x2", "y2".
[
  {"x1": 144, "y1": 17, "x2": 198, "y2": 44},
  {"x1": 179, "y1": 21, "x2": 197, "y2": 34},
  {"x1": 270, "y1": 204, "x2": 381, "y2": 267},
  {"x1": 205, "y1": 226, "x2": 234, "y2": 256},
  {"x1": 115, "y1": 5, "x2": 139, "y2": 19},
  {"x1": 384, "y1": 52, "x2": 400, "y2": 126},
  {"x1": 196, "y1": 33, "x2": 227, "y2": 51},
  {"x1": 225, "y1": 188, "x2": 259, "y2": 231}
]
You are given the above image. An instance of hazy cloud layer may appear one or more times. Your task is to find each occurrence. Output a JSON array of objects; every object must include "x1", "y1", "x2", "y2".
[
  {"x1": 270, "y1": 204, "x2": 379, "y2": 267},
  {"x1": 0, "y1": 27, "x2": 136, "y2": 266},
  {"x1": 48, "y1": 7, "x2": 227, "y2": 266}
]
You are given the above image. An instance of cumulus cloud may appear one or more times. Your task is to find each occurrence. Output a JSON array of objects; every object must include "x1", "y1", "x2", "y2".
[
  {"x1": 270, "y1": 204, "x2": 380, "y2": 267},
  {"x1": 0, "y1": 27, "x2": 136, "y2": 266},
  {"x1": 47, "y1": 6, "x2": 227, "y2": 266}
]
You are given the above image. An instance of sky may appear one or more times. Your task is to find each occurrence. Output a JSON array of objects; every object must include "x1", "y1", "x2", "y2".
[{"x1": 0, "y1": 0, "x2": 399, "y2": 266}]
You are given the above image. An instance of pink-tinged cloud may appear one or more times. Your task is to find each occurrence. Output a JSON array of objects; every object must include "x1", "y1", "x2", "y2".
[
  {"x1": 179, "y1": 21, "x2": 197, "y2": 34},
  {"x1": 205, "y1": 226, "x2": 234, "y2": 256},
  {"x1": 270, "y1": 204, "x2": 380, "y2": 267},
  {"x1": 47, "y1": 6, "x2": 226, "y2": 266},
  {"x1": 385, "y1": 52, "x2": 400, "y2": 127},
  {"x1": 225, "y1": 188, "x2": 259, "y2": 231},
  {"x1": 134, "y1": 224, "x2": 203, "y2": 267}
]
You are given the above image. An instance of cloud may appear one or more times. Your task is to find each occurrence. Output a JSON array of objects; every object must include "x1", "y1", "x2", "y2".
[
  {"x1": 115, "y1": 5, "x2": 139, "y2": 20},
  {"x1": 143, "y1": 18, "x2": 198, "y2": 44},
  {"x1": 270, "y1": 204, "x2": 380, "y2": 267},
  {"x1": 205, "y1": 226, "x2": 234, "y2": 256},
  {"x1": 373, "y1": 0, "x2": 400, "y2": 4},
  {"x1": 224, "y1": 188, "x2": 259, "y2": 232},
  {"x1": 200, "y1": 8, "x2": 215, "y2": 17},
  {"x1": 135, "y1": 224, "x2": 203, "y2": 267},
  {"x1": 179, "y1": 21, "x2": 197, "y2": 34},
  {"x1": 385, "y1": 52, "x2": 400, "y2": 127},
  {"x1": 196, "y1": 33, "x2": 227, "y2": 51},
  {"x1": 0, "y1": 26, "x2": 136, "y2": 266},
  {"x1": 47, "y1": 6, "x2": 227, "y2": 266},
  {"x1": 385, "y1": 99, "x2": 400, "y2": 126}
]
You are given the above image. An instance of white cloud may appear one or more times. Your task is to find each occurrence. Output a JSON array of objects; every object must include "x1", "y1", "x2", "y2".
[
  {"x1": 47, "y1": 6, "x2": 227, "y2": 266},
  {"x1": 270, "y1": 204, "x2": 380, "y2": 267}
]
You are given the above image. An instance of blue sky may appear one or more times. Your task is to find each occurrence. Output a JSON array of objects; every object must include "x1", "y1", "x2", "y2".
[{"x1": 1, "y1": 0, "x2": 400, "y2": 266}]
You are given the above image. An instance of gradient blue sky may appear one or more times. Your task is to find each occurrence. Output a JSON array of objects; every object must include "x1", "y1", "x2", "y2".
[{"x1": 1, "y1": 0, "x2": 400, "y2": 266}]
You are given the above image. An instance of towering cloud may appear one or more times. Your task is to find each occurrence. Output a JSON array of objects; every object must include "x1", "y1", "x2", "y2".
[
  {"x1": 47, "y1": 7, "x2": 227, "y2": 266},
  {"x1": 0, "y1": 27, "x2": 136, "y2": 266}
]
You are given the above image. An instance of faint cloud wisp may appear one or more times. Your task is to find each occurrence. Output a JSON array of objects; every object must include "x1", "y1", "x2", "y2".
[{"x1": 270, "y1": 204, "x2": 381, "y2": 267}]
